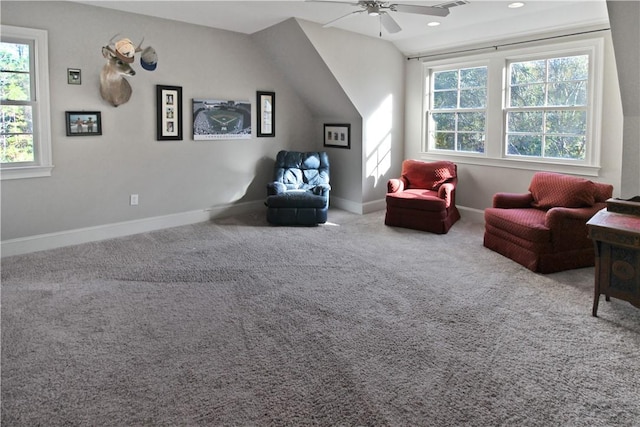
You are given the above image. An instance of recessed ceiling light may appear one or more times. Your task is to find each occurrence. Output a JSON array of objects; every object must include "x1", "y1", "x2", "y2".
[
  {"x1": 427, "y1": 21, "x2": 441, "y2": 27},
  {"x1": 508, "y1": 2, "x2": 525, "y2": 8}
]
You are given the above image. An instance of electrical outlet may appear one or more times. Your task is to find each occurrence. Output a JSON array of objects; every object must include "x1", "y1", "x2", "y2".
[{"x1": 130, "y1": 194, "x2": 139, "y2": 206}]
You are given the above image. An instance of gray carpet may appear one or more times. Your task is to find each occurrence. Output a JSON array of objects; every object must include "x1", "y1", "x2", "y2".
[{"x1": 2, "y1": 209, "x2": 639, "y2": 426}]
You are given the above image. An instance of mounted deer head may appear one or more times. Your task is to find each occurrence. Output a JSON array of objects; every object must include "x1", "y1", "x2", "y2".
[{"x1": 99, "y1": 36, "x2": 145, "y2": 107}]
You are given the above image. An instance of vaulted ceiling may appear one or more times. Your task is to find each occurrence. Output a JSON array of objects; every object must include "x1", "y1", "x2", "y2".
[{"x1": 73, "y1": 1, "x2": 610, "y2": 55}]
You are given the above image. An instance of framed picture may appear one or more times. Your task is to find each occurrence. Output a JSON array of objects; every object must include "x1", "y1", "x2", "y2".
[
  {"x1": 156, "y1": 85, "x2": 183, "y2": 141},
  {"x1": 65, "y1": 111, "x2": 102, "y2": 136},
  {"x1": 256, "y1": 91, "x2": 275, "y2": 137},
  {"x1": 192, "y1": 99, "x2": 251, "y2": 140},
  {"x1": 324, "y1": 123, "x2": 350, "y2": 149},
  {"x1": 67, "y1": 68, "x2": 81, "y2": 85}
]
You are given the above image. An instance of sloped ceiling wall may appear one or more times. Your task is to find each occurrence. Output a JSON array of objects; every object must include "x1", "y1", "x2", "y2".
[
  {"x1": 251, "y1": 18, "x2": 362, "y2": 208},
  {"x1": 252, "y1": 18, "x2": 406, "y2": 211},
  {"x1": 251, "y1": 18, "x2": 360, "y2": 120},
  {"x1": 606, "y1": 0, "x2": 640, "y2": 197}
]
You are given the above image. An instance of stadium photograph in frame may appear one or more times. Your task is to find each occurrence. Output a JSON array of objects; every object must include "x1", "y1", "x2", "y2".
[{"x1": 192, "y1": 99, "x2": 251, "y2": 140}]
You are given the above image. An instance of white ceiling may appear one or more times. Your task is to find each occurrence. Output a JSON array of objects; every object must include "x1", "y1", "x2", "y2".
[{"x1": 73, "y1": 0, "x2": 610, "y2": 55}]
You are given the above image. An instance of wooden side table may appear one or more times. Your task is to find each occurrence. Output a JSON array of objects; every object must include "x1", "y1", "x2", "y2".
[{"x1": 587, "y1": 207, "x2": 640, "y2": 317}]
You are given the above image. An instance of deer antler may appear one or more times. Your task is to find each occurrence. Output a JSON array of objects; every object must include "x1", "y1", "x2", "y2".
[
  {"x1": 107, "y1": 33, "x2": 120, "y2": 47},
  {"x1": 135, "y1": 37, "x2": 145, "y2": 53}
]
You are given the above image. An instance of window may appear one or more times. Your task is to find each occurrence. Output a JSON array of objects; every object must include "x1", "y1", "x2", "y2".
[
  {"x1": 1, "y1": 25, "x2": 52, "y2": 180},
  {"x1": 428, "y1": 65, "x2": 487, "y2": 153},
  {"x1": 506, "y1": 55, "x2": 588, "y2": 160},
  {"x1": 422, "y1": 37, "x2": 604, "y2": 175}
]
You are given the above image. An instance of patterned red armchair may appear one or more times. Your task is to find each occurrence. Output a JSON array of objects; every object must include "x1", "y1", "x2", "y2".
[
  {"x1": 385, "y1": 160, "x2": 460, "y2": 234},
  {"x1": 484, "y1": 172, "x2": 613, "y2": 273}
]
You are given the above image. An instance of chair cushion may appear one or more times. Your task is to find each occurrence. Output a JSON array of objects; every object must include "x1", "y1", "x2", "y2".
[
  {"x1": 594, "y1": 182, "x2": 614, "y2": 203},
  {"x1": 266, "y1": 191, "x2": 327, "y2": 209},
  {"x1": 484, "y1": 207, "x2": 550, "y2": 243},
  {"x1": 402, "y1": 160, "x2": 456, "y2": 190},
  {"x1": 386, "y1": 189, "x2": 446, "y2": 212},
  {"x1": 529, "y1": 172, "x2": 596, "y2": 209},
  {"x1": 273, "y1": 151, "x2": 330, "y2": 190}
]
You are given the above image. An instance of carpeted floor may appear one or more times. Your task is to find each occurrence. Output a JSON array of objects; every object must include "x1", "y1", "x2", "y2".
[{"x1": 2, "y1": 209, "x2": 639, "y2": 426}]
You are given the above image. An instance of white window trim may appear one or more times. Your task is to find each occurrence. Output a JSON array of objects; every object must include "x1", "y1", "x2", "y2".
[
  {"x1": 1, "y1": 25, "x2": 53, "y2": 180},
  {"x1": 426, "y1": 61, "x2": 489, "y2": 154},
  {"x1": 420, "y1": 36, "x2": 605, "y2": 177}
]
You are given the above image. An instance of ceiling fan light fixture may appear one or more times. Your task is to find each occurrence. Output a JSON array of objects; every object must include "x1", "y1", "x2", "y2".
[
  {"x1": 508, "y1": 2, "x2": 525, "y2": 8},
  {"x1": 427, "y1": 21, "x2": 441, "y2": 27},
  {"x1": 367, "y1": 6, "x2": 380, "y2": 16}
]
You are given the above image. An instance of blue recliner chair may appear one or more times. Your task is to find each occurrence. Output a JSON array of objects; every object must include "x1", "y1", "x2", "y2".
[{"x1": 266, "y1": 151, "x2": 330, "y2": 226}]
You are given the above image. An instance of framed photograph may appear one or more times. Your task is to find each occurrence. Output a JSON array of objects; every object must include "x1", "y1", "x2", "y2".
[
  {"x1": 256, "y1": 91, "x2": 275, "y2": 137},
  {"x1": 67, "y1": 68, "x2": 81, "y2": 85},
  {"x1": 192, "y1": 99, "x2": 251, "y2": 140},
  {"x1": 156, "y1": 85, "x2": 183, "y2": 140},
  {"x1": 65, "y1": 111, "x2": 102, "y2": 136},
  {"x1": 324, "y1": 123, "x2": 350, "y2": 149}
]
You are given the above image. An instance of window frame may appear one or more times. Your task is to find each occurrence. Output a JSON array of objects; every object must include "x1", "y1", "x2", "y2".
[
  {"x1": 421, "y1": 36, "x2": 605, "y2": 176},
  {"x1": 427, "y1": 62, "x2": 489, "y2": 154},
  {"x1": 1, "y1": 25, "x2": 53, "y2": 180}
]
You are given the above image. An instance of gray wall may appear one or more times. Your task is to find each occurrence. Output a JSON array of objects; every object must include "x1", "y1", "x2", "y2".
[
  {"x1": 250, "y1": 19, "x2": 362, "y2": 210},
  {"x1": 1, "y1": 2, "x2": 408, "y2": 249},
  {"x1": 2, "y1": 1, "x2": 635, "y2": 251},
  {"x1": 253, "y1": 18, "x2": 406, "y2": 213},
  {"x1": 299, "y1": 20, "x2": 406, "y2": 212},
  {"x1": 1, "y1": 1, "x2": 318, "y2": 241},
  {"x1": 607, "y1": 0, "x2": 640, "y2": 198}
]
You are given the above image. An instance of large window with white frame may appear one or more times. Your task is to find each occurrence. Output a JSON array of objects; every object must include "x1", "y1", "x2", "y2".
[
  {"x1": 422, "y1": 37, "x2": 604, "y2": 174},
  {"x1": 429, "y1": 64, "x2": 488, "y2": 154},
  {"x1": 1, "y1": 25, "x2": 53, "y2": 180},
  {"x1": 506, "y1": 54, "x2": 589, "y2": 160}
]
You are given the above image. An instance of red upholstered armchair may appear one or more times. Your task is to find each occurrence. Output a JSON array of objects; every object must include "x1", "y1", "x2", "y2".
[
  {"x1": 484, "y1": 172, "x2": 613, "y2": 273},
  {"x1": 385, "y1": 160, "x2": 460, "y2": 234}
]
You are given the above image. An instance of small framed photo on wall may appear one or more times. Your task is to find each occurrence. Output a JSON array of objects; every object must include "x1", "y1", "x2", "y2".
[
  {"x1": 65, "y1": 111, "x2": 102, "y2": 136},
  {"x1": 256, "y1": 91, "x2": 275, "y2": 137},
  {"x1": 156, "y1": 85, "x2": 183, "y2": 140},
  {"x1": 324, "y1": 123, "x2": 350, "y2": 149},
  {"x1": 67, "y1": 68, "x2": 81, "y2": 85}
]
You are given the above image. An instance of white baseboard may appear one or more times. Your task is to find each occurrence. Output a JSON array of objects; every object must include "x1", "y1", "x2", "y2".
[
  {"x1": 1, "y1": 201, "x2": 264, "y2": 258},
  {"x1": 331, "y1": 197, "x2": 386, "y2": 214},
  {"x1": 2, "y1": 200, "x2": 486, "y2": 257},
  {"x1": 458, "y1": 206, "x2": 485, "y2": 224},
  {"x1": 363, "y1": 199, "x2": 386, "y2": 214},
  {"x1": 330, "y1": 196, "x2": 363, "y2": 214}
]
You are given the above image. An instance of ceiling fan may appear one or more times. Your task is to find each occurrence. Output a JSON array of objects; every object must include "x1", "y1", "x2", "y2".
[{"x1": 311, "y1": 1, "x2": 469, "y2": 35}]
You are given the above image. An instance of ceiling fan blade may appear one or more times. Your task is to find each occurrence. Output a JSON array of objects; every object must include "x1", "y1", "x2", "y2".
[
  {"x1": 391, "y1": 4, "x2": 450, "y2": 17},
  {"x1": 323, "y1": 10, "x2": 365, "y2": 28},
  {"x1": 305, "y1": 0, "x2": 360, "y2": 5},
  {"x1": 380, "y1": 12, "x2": 402, "y2": 34}
]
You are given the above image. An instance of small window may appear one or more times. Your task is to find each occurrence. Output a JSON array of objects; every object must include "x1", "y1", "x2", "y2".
[
  {"x1": 427, "y1": 65, "x2": 487, "y2": 154},
  {"x1": 1, "y1": 25, "x2": 52, "y2": 180},
  {"x1": 506, "y1": 54, "x2": 589, "y2": 160}
]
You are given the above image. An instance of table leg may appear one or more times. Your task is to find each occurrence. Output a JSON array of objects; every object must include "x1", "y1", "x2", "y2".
[{"x1": 592, "y1": 240, "x2": 601, "y2": 317}]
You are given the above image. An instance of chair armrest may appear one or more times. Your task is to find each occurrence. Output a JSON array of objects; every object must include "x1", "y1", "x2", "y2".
[
  {"x1": 492, "y1": 192, "x2": 534, "y2": 209},
  {"x1": 438, "y1": 182, "x2": 455, "y2": 208},
  {"x1": 545, "y1": 204, "x2": 605, "y2": 250},
  {"x1": 545, "y1": 204, "x2": 604, "y2": 227},
  {"x1": 267, "y1": 182, "x2": 286, "y2": 196},
  {"x1": 312, "y1": 183, "x2": 331, "y2": 197},
  {"x1": 388, "y1": 177, "x2": 407, "y2": 193}
]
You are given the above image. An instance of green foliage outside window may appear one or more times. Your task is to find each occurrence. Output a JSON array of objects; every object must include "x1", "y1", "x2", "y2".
[
  {"x1": 507, "y1": 55, "x2": 588, "y2": 160},
  {"x1": 1, "y1": 41, "x2": 34, "y2": 163},
  {"x1": 431, "y1": 66, "x2": 487, "y2": 153}
]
